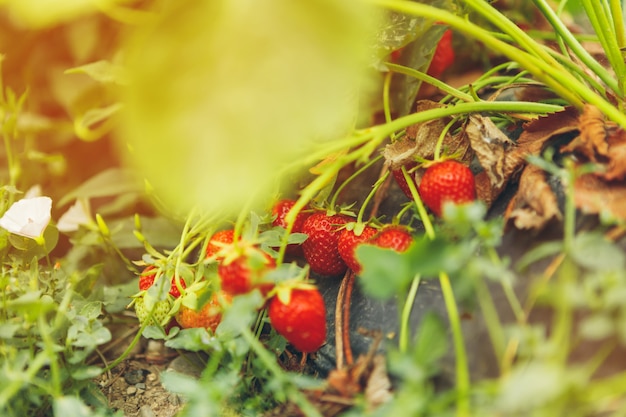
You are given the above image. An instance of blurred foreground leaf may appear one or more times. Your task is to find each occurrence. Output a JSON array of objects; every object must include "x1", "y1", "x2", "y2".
[{"x1": 118, "y1": 0, "x2": 378, "y2": 215}]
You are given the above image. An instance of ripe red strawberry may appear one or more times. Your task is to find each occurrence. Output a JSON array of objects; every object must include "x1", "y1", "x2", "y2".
[
  {"x1": 391, "y1": 161, "x2": 419, "y2": 200},
  {"x1": 272, "y1": 199, "x2": 309, "y2": 256},
  {"x1": 175, "y1": 292, "x2": 232, "y2": 332},
  {"x1": 337, "y1": 225, "x2": 378, "y2": 274},
  {"x1": 418, "y1": 160, "x2": 476, "y2": 217},
  {"x1": 427, "y1": 28, "x2": 455, "y2": 79},
  {"x1": 301, "y1": 212, "x2": 350, "y2": 276},
  {"x1": 206, "y1": 229, "x2": 235, "y2": 259},
  {"x1": 268, "y1": 287, "x2": 326, "y2": 353},
  {"x1": 218, "y1": 246, "x2": 276, "y2": 295},
  {"x1": 371, "y1": 225, "x2": 413, "y2": 252},
  {"x1": 139, "y1": 266, "x2": 186, "y2": 298}
]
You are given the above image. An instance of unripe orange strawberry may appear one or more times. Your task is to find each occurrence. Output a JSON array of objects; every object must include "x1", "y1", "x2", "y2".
[{"x1": 175, "y1": 292, "x2": 231, "y2": 332}]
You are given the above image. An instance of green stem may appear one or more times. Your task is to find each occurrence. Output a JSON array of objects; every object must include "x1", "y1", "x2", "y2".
[
  {"x1": 370, "y1": 0, "x2": 626, "y2": 128},
  {"x1": 385, "y1": 63, "x2": 474, "y2": 102},
  {"x1": 399, "y1": 274, "x2": 421, "y2": 353},
  {"x1": 440, "y1": 271, "x2": 470, "y2": 417},
  {"x1": 38, "y1": 315, "x2": 62, "y2": 397},
  {"x1": 473, "y1": 276, "x2": 505, "y2": 368},
  {"x1": 534, "y1": 0, "x2": 621, "y2": 97},
  {"x1": 240, "y1": 328, "x2": 322, "y2": 417}
]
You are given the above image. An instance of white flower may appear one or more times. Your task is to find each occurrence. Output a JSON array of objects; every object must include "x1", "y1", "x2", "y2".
[
  {"x1": 0, "y1": 196, "x2": 52, "y2": 239},
  {"x1": 57, "y1": 199, "x2": 92, "y2": 233}
]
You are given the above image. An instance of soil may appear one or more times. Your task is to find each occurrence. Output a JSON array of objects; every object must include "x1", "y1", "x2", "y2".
[{"x1": 95, "y1": 341, "x2": 188, "y2": 417}]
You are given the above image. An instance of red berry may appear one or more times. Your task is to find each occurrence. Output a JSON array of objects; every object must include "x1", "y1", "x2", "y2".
[
  {"x1": 139, "y1": 266, "x2": 156, "y2": 291},
  {"x1": 218, "y1": 246, "x2": 276, "y2": 295},
  {"x1": 418, "y1": 160, "x2": 476, "y2": 217},
  {"x1": 206, "y1": 229, "x2": 235, "y2": 259},
  {"x1": 271, "y1": 199, "x2": 309, "y2": 256},
  {"x1": 371, "y1": 226, "x2": 413, "y2": 252},
  {"x1": 427, "y1": 28, "x2": 455, "y2": 79},
  {"x1": 139, "y1": 266, "x2": 186, "y2": 298},
  {"x1": 301, "y1": 213, "x2": 350, "y2": 276},
  {"x1": 175, "y1": 292, "x2": 232, "y2": 332},
  {"x1": 337, "y1": 225, "x2": 378, "y2": 274},
  {"x1": 268, "y1": 288, "x2": 326, "y2": 353},
  {"x1": 391, "y1": 161, "x2": 419, "y2": 200}
]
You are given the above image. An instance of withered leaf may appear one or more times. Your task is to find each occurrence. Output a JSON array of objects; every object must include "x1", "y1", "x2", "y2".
[
  {"x1": 505, "y1": 164, "x2": 562, "y2": 230},
  {"x1": 605, "y1": 128, "x2": 626, "y2": 180},
  {"x1": 574, "y1": 174, "x2": 626, "y2": 220},
  {"x1": 383, "y1": 100, "x2": 471, "y2": 170},
  {"x1": 507, "y1": 106, "x2": 580, "y2": 169},
  {"x1": 561, "y1": 104, "x2": 609, "y2": 161},
  {"x1": 464, "y1": 114, "x2": 516, "y2": 190}
]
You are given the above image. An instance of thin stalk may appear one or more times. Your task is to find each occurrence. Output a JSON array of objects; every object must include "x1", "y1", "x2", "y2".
[
  {"x1": 385, "y1": 62, "x2": 475, "y2": 102},
  {"x1": 473, "y1": 277, "x2": 505, "y2": 369},
  {"x1": 399, "y1": 274, "x2": 421, "y2": 353},
  {"x1": 240, "y1": 328, "x2": 322, "y2": 417},
  {"x1": 533, "y1": 0, "x2": 621, "y2": 97},
  {"x1": 370, "y1": 0, "x2": 626, "y2": 128},
  {"x1": 402, "y1": 167, "x2": 469, "y2": 416},
  {"x1": 609, "y1": 0, "x2": 626, "y2": 49},
  {"x1": 382, "y1": 71, "x2": 395, "y2": 141},
  {"x1": 440, "y1": 271, "x2": 470, "y2": 417}
]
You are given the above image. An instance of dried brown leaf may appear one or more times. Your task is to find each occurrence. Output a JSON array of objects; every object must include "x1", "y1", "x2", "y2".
[
  {"x1": 561, "y1": 104, "x2": 609, "y2": 161},
  {"x1": 574, "y1": 174, "x2": 626, "y2": 220},
  {"x1": 383, "y1": 100, "x2": 471, "y2": 169},
  {"x1": 605, "y1": 129, "x2": 626, "y2": 180},
  {"x1": 464, "y1": 114, "x2": 516, "y2": 190},
  {"x1": 504, "y1": 164, "x2": 562, "y2": 230},
  {"x1": 507, "y1": 106, "x2": 580, "y2": 169}
]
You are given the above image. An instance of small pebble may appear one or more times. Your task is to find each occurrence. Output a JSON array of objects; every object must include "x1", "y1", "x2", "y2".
[
  {"x1": 135, "y1": 382, "x2": 147, "y2": 390},
  {"x1": 126, "y1": 386, "x2": 138, "y2": 395},
  {"x1": 124, "y1": 369, "x2": 148, "y2": 385},
  {"x1": 139, "y1": 405, "x2": 156, "y2": 417}
]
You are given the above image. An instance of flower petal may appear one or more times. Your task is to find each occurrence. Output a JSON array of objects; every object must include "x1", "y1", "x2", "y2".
[{"x1": 0, "y1": 196, "x2": 52, "y2": 239}]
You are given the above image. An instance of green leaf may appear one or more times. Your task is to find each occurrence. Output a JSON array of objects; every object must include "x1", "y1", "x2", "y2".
[
  {"x1": 413, "y1": 312, "x2": 448, "y2": 367},
  {"x1": 53, "y1": 396, "x2": 93, "y2": 417},
  {"x1": 65, "y1": 60, "x2": 129, "y2": 85},
  {"x1": 571, "y1": 231, "x2": 625, "y2": 271},
  {"x1": 70, "y1": 365, "x2": 103, "y2": 380},
  {"x1": 58, "y1": 168, "x2": 143, "y2": 207},
  {"x1": 165, "y1": 328, "x2": 217, "y2": 351},
  {"x1": 494, "y1": 362, "x2": 568, "y2": 414},
  {"x1": 358, "y1": 245, "x2": 415, "y2": 299},
  {"x1": 515, "y1": 240, "x2": 564, "y2": 272}
]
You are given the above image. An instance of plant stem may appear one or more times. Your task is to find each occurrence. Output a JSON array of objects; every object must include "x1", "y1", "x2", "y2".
[
  {"x1": 534, "y1": 0, "x2": 621, "y2": 97},
  {"x1": 401, "y1": 167, "x2": 469, "y2": 416},
  {"x1": 370, "y1": 0, "x2": 626, "y2": 127},
  {"x1": 399, "y1": 274, "x2": 421, "y2": 353},
  {"x1": 385, "y1": 63, "x2": 474, "y2": 102}
]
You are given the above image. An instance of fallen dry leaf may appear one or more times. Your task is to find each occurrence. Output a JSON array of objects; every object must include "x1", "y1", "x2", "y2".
[
  {"x1": 604, "y1": 128, "x2": 626, "y2": 180},
  {"x1": 573, "y1": 174, "x2": 626, "y2": 220},
  {"x1": 383, "y1": 100, "x2": 471, "y2": 170},
  {"x1": 464, "y1": 114, "x2": 516, "y2": 190},
  {"x1": 561, "y1": 104, "x2": 610, "y2": 161},
  {"x1": 507, "y1": 106, "x2": 580, "y2": 169},
  {"x1": 504, "y1": 164, "x2": 562, "y2": 230}
]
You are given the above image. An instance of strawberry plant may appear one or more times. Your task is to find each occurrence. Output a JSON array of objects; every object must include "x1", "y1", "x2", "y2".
[{"x1": 1, "y1": 0, "x2": 626, "y2": 416}]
